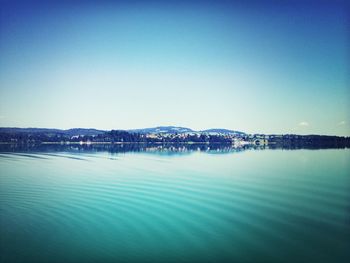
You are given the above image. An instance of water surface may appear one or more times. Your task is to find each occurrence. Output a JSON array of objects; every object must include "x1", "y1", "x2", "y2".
[{"x1": 1, "y1": 145, "x2": 349, "y2": 262}]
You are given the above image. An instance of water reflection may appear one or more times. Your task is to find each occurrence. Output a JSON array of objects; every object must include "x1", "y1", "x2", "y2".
[{"x1": 0, "y1": 142, "x2": 347, "y2": 155}]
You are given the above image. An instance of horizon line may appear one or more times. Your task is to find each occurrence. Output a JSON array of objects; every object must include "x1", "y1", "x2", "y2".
[{"x1": 0, "y1": 126, "x2": 349, "y2": 137}]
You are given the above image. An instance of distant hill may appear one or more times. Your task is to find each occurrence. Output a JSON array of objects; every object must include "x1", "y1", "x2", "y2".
[
  {"x1": 128, "y1": 126, "x2": 245, "y2": 135},
  {"x1": 128, "y1": 126, "x2": 194, "y2": 134},
  {"x1": 0, "y1": 128, "x2": 105, "y2": 136},
  {"x1": 0, "y1": 128, "x2": 63, "y2": 133},
  {"x1": 200, "y1": 129, "x2": 246, "y2": 135},
  {"x1": 0, "y1": 126, "x2": 246, "y2": 136}
]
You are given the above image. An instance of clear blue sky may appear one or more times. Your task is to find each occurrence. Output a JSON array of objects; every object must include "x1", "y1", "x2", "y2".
[{"x1": 0, "y1": 0, "x2": 349, "y2": 135}]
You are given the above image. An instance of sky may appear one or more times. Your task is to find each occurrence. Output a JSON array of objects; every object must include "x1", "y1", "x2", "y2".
[{"x1": 0, "y1": 0, "x2": 349, "y2": 135}]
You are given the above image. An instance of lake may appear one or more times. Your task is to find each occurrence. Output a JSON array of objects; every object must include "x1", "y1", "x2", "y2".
[{"x1": 1, "y1": 145, "x2": 349, "y2": 263}]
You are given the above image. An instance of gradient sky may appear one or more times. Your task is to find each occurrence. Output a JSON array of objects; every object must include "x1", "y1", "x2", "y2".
[{"x1": 0, "y1": 0, "x2": 349, "y2": 135}]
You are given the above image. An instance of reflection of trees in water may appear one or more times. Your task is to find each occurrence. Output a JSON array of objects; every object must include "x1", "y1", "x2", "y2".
[
  {"x1": 0, "y1": 142, "x2": 347, "y2": 155},
  {"x1": 0, "y1": 143, "x2": 253, "y2": 154}
]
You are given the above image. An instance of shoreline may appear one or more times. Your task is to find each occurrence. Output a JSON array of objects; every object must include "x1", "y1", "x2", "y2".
[{"x1": 0, "y1": 141, "x2": 234, "y2": 145}]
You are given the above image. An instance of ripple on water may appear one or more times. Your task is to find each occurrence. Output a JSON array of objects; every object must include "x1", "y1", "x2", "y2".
[{"x1": 0, "y1": 150, "x2": 349, "y2": 263}]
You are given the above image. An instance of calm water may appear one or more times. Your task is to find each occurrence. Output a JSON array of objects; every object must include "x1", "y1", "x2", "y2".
[{"x1": 1, "y1": 145, "x2": 349, "y2": 263}]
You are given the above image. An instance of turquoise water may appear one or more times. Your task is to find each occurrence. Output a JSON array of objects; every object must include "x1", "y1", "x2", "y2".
[{"x1": 1, "y1": 147, "x2": 349, "y2": 262}]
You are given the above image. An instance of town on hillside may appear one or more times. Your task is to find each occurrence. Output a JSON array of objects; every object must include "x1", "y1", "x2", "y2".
[{"x1": 0, "y1": 127, "x2": 349, "y2": 149}]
